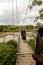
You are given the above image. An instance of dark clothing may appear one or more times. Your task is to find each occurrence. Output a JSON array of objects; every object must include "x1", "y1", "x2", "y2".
[
  {"x1": 21, "y1": 30, "x2": 26, "y2": 40},
  {"x1": 35, "y1": 33, "x2": 43, "y2": 54},
  {"x1": 32, "y1": 27, "x2": 43, "y2": 65}
]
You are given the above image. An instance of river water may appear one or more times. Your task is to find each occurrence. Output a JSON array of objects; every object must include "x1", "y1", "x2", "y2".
[
  {"x1": 0, "y1": 32, "x2": 33, "y2": 42},
  {"x1": 0, "y1": 32, "x2": 19, "y2": 42}
]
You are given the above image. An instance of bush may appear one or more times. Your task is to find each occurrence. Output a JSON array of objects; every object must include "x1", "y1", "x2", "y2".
[
  {"x1": 0, "y1": 40, "x2": 17, "y2": 65},
  {"x1": 7, "y1": 40, "x2": 17, "y2": 48},
  {"x1": 28, "y1": 39, "x2": 36, "y2": 50}
]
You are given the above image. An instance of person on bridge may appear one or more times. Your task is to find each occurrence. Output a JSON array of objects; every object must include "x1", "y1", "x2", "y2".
[
  {"x1": 32, "y1": 26, "x2": 43, "y2": 65},
  {"x1": 21, "y1": 29, "x2": 26, "y2": 40}
]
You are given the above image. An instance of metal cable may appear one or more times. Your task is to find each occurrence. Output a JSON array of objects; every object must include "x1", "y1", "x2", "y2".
[
  {"x1": 15, "y1": 0, "x2": 19, "y2": 26},
  {"x1": 23, "y1": 0, "x2": 30, "y2": 25},
  {"x1": 12, "y1": 0, "x2": 14, "y2": 25},
  {"x1": 15, "y1": 0, "x2": 20, "y2": 65}
]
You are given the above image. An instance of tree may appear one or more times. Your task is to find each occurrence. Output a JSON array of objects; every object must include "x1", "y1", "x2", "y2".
[{"x1": 29, "y1": 0, "x2": 43, "y2": 22}]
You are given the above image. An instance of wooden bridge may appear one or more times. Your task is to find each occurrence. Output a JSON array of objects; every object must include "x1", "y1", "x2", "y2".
[
  {"x1": 0, "y1": 32, "x2": 36, "y2": 65},
  {"x1": 16, "y1": 33, "x2": 36, "y2": 65}
]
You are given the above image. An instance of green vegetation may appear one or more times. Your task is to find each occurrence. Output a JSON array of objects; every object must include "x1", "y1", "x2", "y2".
[
  {"x1": 30, "y1": 0, "x2": 42, "y2": 9},
  {"x1": 0, "y1": 25, "x2": 19, "y2": 32},
  {"x1": 28, "y1": 39, "x2": 36, "y2": 50},
  {"x1": 34, "y1": 8, "x2": 43, "y2": 22},
  {"x1": 0, "y1": 25, "x2": 34, "y2": 32},
  {"x1": 39, "y1": 9, "x2": 43, "y2": 13},
  {"x1": 25, "y1": 25, "x2": 34, "y2": 32},
  {"x1": 29, "y1": 0, "x2": 43, "y2": 22},
  {"x1": 0, "y1": 40, "x2": 17, "y2": 65}
]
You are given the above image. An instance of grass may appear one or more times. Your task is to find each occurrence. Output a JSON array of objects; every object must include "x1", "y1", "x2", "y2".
[{"x1": 28, "y1": 39, "x2": 36, "y2": 50}]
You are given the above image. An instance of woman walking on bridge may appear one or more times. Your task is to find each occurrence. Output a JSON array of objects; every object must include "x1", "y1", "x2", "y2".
[{"x1": 21, "y1": 29, "x2": 26, "y2": 40}]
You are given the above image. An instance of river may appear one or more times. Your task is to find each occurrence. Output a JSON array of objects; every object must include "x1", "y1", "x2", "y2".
[
  {"x1": 0, "y1": 32, "x2": 19, "y2": 42},
  {"x1": 0, "y1": 32, "x2": 33, "y2": 42}
]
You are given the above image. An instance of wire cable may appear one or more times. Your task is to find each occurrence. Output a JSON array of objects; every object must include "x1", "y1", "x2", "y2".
[
  {"x1": 22, "y1": 0, "x2": 31, "y2": 25},
  {"x1": 12, "y1": 0, "x2": 14, "y2": 25},
  {"x1": 15, "y1": 0, "x2": 19, "y2": 26}
]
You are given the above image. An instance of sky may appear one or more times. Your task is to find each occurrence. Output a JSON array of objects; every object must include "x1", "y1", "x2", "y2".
[{"x1": 0, "y1": 0, "x2": 43, "y2": 25}]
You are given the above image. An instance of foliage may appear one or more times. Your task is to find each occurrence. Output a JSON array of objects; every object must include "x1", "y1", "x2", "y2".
[
  {"x1": 29, "y1": 0, "x2": 43, "y2": 22},
  {"x1": 30, "y1": 0, "x2": 42, "y2": 9},
  {"x1": 7, "y1": 40, "x2": 17, "y2": 48},
  {"x1": 28, "y1": 39, "x2": 36, "y2": 50},
  {"x1": 40, "y1": 13, "x2": 43, "y2": 20},
  {"x1": 25, "y1": 25, "x2": 34, "y2": 32},
  {"x1": 0, "y1": 25, "x2": 34, "y2": 32},
  {"x1": 0, "y1": 40, "x2": 17, "y2": 65},
  {"x1": 39, "y1": 8, "x2": 43, "y2": 13},
  {"x1": 34, "y1": 8, "x2": 43, "y2": 22}
]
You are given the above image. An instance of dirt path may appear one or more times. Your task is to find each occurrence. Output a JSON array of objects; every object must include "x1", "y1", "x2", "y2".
[{"x1": 16, "y1": 35, "x2": 36, "y2": 65}]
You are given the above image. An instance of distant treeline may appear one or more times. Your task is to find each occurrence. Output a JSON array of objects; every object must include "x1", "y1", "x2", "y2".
[{"x1": 0, "y1": 25, "x2": 34, "y2": 32}]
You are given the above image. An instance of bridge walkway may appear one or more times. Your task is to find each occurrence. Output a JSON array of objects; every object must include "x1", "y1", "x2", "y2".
[{"x1": 16, "y1": 35, "x2": 36, "y2": 65}]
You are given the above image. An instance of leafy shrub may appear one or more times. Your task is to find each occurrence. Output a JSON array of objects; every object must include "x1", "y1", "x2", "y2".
[
  {"x1": 7, "y1": 40, "x2": 17, "y2": 48},
  {"x1": 28, "y1": 39, "x2": 36, "y2": 50},
  {"x1": 0, "y1": 40, "x2": 17, "y2": 65}
]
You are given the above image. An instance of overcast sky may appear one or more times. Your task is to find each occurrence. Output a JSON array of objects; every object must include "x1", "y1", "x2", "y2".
[{"x1": 0, "y1": 0, "x2": 43, "y2": 25}]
